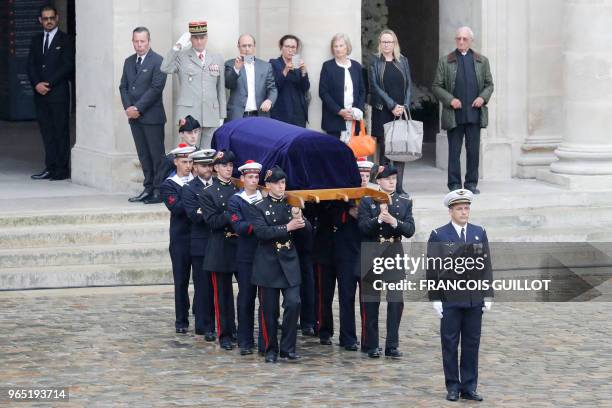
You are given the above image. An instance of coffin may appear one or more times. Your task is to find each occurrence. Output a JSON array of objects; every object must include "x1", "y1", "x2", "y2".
[{"x1": 212, "y1": 117, "x2": 390, "y2": 206}]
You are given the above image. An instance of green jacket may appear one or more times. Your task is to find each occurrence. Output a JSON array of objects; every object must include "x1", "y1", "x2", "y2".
[{"x1": 432, "y1": 49, "x2": 494, "y2": 130}]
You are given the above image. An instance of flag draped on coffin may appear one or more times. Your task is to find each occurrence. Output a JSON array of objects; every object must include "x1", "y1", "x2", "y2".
[{"x1": 212, "y1": 117, "x2": 361, "y2": 190}]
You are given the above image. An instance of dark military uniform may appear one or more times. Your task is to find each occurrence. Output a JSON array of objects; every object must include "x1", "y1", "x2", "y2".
[
  {"x1": 358, "y1": 191, "x2": 415, "y2": 355},
  {"x1": 306, "y1": 203, "x2": 336, "y2": 343},
  {"x1": 250, "y1": 194, "x2": 312, "y2": 359},
  {"x1": 332, "y1": 200, "x2": 364, "y2": 349},
  {"x1": 182, "y1": 175, "x2": 216, "y2": 336},
  {"x1": 160, "y1": 173, "x2": 194, "y2": 331},
  {"x1": 228, "y1": 190, "x2": 263, "y2": 353},
  {"x1": 201, "y1": 176, "x2": 239, "y2": 347},
  {"x1": 427, "y1": 220, "x2": 493, "y2": 396}
]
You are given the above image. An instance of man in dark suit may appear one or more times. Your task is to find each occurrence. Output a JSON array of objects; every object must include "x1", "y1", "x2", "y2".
[
  {"x1": 224, "y1": 34, "x2": 277, "y2": 121},
  {"x1": 426, "y1": 188, "x2": 493, "y2": 402},
  {"x1": 119, "y1": 26, "x2": 167, "y2": 204},
  {"x1": 27, "y1": 4, "x2": 74, "y2": 180}
]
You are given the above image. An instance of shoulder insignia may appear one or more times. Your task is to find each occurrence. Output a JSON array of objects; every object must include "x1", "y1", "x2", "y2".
[{"x1": 432, "y1": 229, "x2": 438, "y2": 235}]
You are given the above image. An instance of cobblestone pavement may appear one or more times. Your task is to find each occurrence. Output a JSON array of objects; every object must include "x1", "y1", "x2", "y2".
[{"x1": 0, "y1": 286, "x2": 611, "y2": 407}]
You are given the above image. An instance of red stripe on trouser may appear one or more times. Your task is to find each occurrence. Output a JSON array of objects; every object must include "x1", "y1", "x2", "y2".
[
  {"x1": 259, "y1": 286, "x2": 269, "y2": 350},
  {"x1": 316, "y1": 264, "x2": 322, "y2": 333},
  {"x1": 211, "y1": 272, "x2": 221, "y2": 336},
  {"x1": 360, "y1": 283, "x2": 366, "y2": 344}
]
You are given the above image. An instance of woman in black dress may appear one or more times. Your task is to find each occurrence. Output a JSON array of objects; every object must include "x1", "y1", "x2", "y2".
[{"x1": 369, "y1": 29, "x2": 412, "y2": 193}]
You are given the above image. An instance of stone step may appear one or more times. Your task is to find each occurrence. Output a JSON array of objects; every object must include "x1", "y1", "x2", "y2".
[
  {"x1": 0, "y1": 207, "x2": 168, "y2": 228},
  {"x1": 0, "y1": 263, "x2": 173, "y2": 290},
  {"x1": 0, "y1": 242, "x2": 170, "y2": 269},
  {"x1": 0, "y1": 222, "x2": 169, "y2": 249}
]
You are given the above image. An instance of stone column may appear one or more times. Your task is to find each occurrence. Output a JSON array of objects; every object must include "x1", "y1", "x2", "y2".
[
  {"x1": 538, "y1": 0, "x2": 612, "y2": 189},
  {"x1": 71, "y1": 0, "x2": 173, "y2": 193},
  {"x1": 516, "y1": 0, "x2": 564, "y2": 178},
  {"x1": 288, "y1": 0, "x2": 361, "y2": 132}
]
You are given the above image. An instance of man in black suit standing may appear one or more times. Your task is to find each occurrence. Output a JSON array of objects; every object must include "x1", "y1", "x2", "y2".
[
  {"x1": 27, "y1": 4, "x2": 74, "y2": 181},
  {"x1": 119, "y1": 27, "x2": 167, "y2": 204}
]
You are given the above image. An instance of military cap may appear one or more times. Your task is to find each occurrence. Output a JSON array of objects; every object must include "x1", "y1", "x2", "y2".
[
  {"x1": 264, "y1": 165, "x2": 287, "y2": 183},
  {"x1": 212, "y1": 149, "x2": 236, "y2": 165},
  {"x1": 356, "y1": 157, "x2": 375, "y2": 172},
  {"x1": 444, "y1": 189, "x2": 473, "y2": 207},
  {"x1": 169, "y1": 143, "x2": 197, "y2": 158},
  {"x1": 238, "y1": 160, "x2": 263, "y2": 175},
  {"x1": 375, "y1": 163, "x2": 398, "y2": 179},
  {"x1": 178, "y1": 115, "x2": 201, "y2": 133},
  {"x1": 188, "y1": 21, "x2": 208, "y2": 35},
  {"x1": 189, "y1": 148, "x2": 216, "y2": 164}
]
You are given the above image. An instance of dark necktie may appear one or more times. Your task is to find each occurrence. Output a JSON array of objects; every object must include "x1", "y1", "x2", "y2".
[
  {"x1": 136, "y1": 56, "x2": 142, "y2": 73},
  {"x1": 43, "y1": 33, "x2": 49, "y2": 55},
  {"x1": 461, "y1": 227, "x2": 466, "y2": 243}
]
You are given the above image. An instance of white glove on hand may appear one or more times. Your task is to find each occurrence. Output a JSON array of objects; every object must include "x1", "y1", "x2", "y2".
[
  {"x1": 433, "y1": 301, "x2": 443, "y2": 318},
  {"x1": 174, "y1": 32, "x2": 191, "y2": 50},
  {"x1": 219, "y1": 118, "x2": 224, "y2": 127},
  {"x1": 482, "y1": 300, "x2": 493, "y2": 312},
  {"x1": 351, "y1": 107, "x2": 364, "y2": 121}
]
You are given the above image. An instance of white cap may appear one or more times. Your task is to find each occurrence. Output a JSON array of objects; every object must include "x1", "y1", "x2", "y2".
[
  {"x1": 238, "y1": 160, "x2": 263, "y2": 175},
  {"x1": 356, "y1": 157, "x2": 374, "y2": 171},
  {"x1": 189, "y1": 149, "x2": 216, "y2": 163},
  {"x1": 444, "y1": 189, "x2": 473, "y2": 207},
  {"x1": 169, "y1": 144, "x2": 197, "y2": 157}
]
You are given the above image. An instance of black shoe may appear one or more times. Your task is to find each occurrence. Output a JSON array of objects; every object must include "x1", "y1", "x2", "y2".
[
  {"x1": 204, "y1": 332, "x2": 216, "y2": 342},
  {"x1": 320, "y1": 338, "x2": 332, "y2": 345},
  {"x1": 220, "y1": 339, "x2": 233, "y2": 350},
  {"x1": 129, "y1": 189, "x2": 152, "y2": 202},
  {"x1": 143, "y1": 190, "x2": 162, "y2": 204},
  {"x1": 231, "y1": 334, "x2": 238, "y2": 344},
  {"x1": 446, "y1": 391, "x2": 460, "y2": 401},
  {"x1": 464, "y1": 186, "x2": 481, "y2": 195},
  {"x1": 384, "y1": 348, "x2": 402, "y2": 358},
  {"x1": 265, "y1": 352, "x2": 278, "y2": 363},
  {"x1": 279, "y1": 351, "x2": 301, "y2": 361},
  {"x1": 31, "y1": 170, "x2": 51, "y2": 180},
  {"x1": 175, "y1": 327, "x2": 188, "y2": 334},
  {"x1": 301, "y1": 327, "x2": 315, "y2": 336},
  {"x1": 367, "y1": 349, "x2": 381, "y2": 358},
  {"x1": 343, "y1": 344, "x2": 358, "y2": 351},
  {"x1": 460, "y1": 391, "x2": 483, "y2": 401},
  {"x1": 240, "y1": 347, "x2": 253, "y2": 356}
]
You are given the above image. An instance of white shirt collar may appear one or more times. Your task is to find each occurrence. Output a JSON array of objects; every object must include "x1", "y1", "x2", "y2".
[
  {"x1": 168, "y1": 173, "x2": 194, "y2": 186},
  {"x1": 451, "y1": 221, "x2": 467, "y2": 239},
  {"x1": 238, "y1": 189, "x2": 262, "y2": 204},
  {"x1": 43, "y1": 27, "x2": 58, "y2": 48},
  {"x1": 136, "y1": 50, "x2": 149, "y2": 63},
  {"x1": 198, "y1": 176, "x2": 212, "y2": 186}
]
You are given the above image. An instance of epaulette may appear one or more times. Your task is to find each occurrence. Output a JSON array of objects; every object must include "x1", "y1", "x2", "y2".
[
  {"x1": 398, "y1": 194, "x2": 412, "y2": 201},
  {"x1": 432, "y1": 229, "x2": 438, "y2": 235}
]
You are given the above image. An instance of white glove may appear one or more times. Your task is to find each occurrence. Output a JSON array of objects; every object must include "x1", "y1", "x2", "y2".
[
  {"x1": 433, "y1": 301, "x2": 443, "y2": 318},
  {"x1": 351, "y1": 107, "x2": 364, "y2": 121},
  {"x1": 482, "y1": 299, "x2": 493, "y2": 312},
  {"x1": 174, "y1": 32, "x2": 191, "y2": 50},
  {"x1": 219, "y1": 118, "x2": 224, "y2": 127}
]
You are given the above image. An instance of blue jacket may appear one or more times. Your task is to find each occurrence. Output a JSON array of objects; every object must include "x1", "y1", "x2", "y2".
[
  {"x1": 269, "y1": 56, "x2": 310, "y2": 125},
  {"x1": 426, "y1": 222, "x2": 494, "y2": 304},
  {"x1": 318, "y1": 59, "x2": 366, "y2": 132},
  {"x1": 160, "y1": 177, "x2": 191, "y2": 244},
  {"x1": 182, "y1": 177, "x2": 211, "y2": 256},
  {"x1": 228, "y1": 191, "x2": 259, "y2": 263}
]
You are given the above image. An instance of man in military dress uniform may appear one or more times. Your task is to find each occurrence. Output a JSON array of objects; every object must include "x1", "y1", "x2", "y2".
[
  {"x1": 182, "y1": 148, "x2": 217, "y2": 341},
  {"x1": 358, "y1": 163, "x2": 415, "y2": 358},
  {"x1": 159, "y1": 144, "x2": 196, "y2": 333},
  {"x1": 161, "y1": 21, "x2": 226, "y2": 148},
  {"x1": 250, "y1": 166, "x2": 312, "y2": 363},
  {"x1": 200, "y1": 150, "x2": 239, "y2": 350},
  {"x1": 426, "y1": 189, "x2": 493, "y2": 402},
  {"x1": 333, "y1": 158, "x2": 375, "y2": 351},
  {"x1": 228, "y1": 160, "x2": 264, "y2": 355}
]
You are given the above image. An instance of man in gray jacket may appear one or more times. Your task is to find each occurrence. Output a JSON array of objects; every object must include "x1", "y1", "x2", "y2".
[
  {"x1": 161, "y1": 21, "x2": 226, "y2": 148},
  {"x1": 224, "y1": 34, "x2": 277, "y2": 121}
]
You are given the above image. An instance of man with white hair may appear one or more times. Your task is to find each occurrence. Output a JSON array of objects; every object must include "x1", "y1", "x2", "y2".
[{"x1": 432, "y1": 27, "x2": 494, "y2": 195}]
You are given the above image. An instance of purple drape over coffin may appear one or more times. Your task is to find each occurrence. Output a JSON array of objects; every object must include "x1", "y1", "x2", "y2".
[{"x1": 212, "y1": 117, "x2": 361, "y2": 190}]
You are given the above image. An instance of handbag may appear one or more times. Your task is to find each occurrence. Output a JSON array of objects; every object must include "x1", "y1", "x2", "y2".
[
  {"x1": 383, "y1": 111, "x2": 423, "y2": 162},
  {"x1": 347, "y1": 119, "x2": 376, "y2": 158}
]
